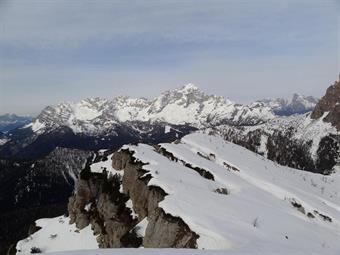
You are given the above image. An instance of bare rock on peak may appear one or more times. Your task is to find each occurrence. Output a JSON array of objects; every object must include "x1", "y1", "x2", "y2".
[{"x1": 311, "y1": 80, "x2": 340, "y2": 130}]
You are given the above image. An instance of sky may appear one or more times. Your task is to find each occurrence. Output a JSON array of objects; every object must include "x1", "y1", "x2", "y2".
[{"x1": 0, "y1": 0, "x2": 339, "y2": 115}]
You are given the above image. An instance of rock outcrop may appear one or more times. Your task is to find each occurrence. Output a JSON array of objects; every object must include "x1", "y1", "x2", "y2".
[
  {"x1": 311, "y1": 80, "x2": 340, "y2": 130},
  {"x1": 68, "y1": 163, "x2": 134, "y2": 248},
  {"x1": 68, "y1": 150, "x2": 198, "y2": 249}
]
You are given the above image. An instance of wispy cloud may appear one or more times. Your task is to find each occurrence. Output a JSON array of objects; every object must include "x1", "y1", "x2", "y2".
[
  {"x1": 0, "y1": 0, "x2": 339, "y2": 114},
  {"x1": 1, "y1": 0, "x2": 337, "y2": 49}
]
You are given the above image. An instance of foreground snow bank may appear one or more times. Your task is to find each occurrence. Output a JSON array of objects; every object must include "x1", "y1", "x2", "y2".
[
  {"x1": 123, "y1": 132, "x2": 340, "y2": 253},
  {"x1": 16, "y1": 216, "x2": 98, "y2": 254},
  {"x1": 16, "y1": 132, "x2": 340, "y2": 254}
]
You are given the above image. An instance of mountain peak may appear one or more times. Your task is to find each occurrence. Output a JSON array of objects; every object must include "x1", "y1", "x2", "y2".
[
  {"x1": 257, "y1": 94, "x2": 318, "y2": 116},
  {"x1": 292, "y1": 93, "x2": 302, "y2": 100},
  {"x1": 178, "y1": 83, "x2": 199, "y2": 93}
]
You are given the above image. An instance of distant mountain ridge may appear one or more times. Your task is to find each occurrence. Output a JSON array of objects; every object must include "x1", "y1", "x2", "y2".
[
  {"x1": 24, "y1": 84, "x2": 317, "y2": 135},
  {"x1": 1, "y1": 82, "x2": 338, "y2": 254},
  {"x1": 257, "y1": 93, "x2": 318, "y2": 116},
  {"x1": 0, "y1": 84, "x2": 320, "y2": 160},
  {"x1": 0, "y1": 114, "x2": 32, "y2": 132},
  {"x1": 207, "y1": 80, "x2": 339, "y2": 174}
]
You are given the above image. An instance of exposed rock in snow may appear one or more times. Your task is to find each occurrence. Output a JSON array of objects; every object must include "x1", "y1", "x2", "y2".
[
  {"x1": 311, "y1": 80, "x2": 340, "y2": 130},
  {"x1": 208, "y1": 112, "x2": 339, "y2": 173},
  {"x1": 20, "y1": 133, "x2": 340, "y2": 254},
  {"x1": 23, "y1": 119, "x2": 45, "y2": 133}
]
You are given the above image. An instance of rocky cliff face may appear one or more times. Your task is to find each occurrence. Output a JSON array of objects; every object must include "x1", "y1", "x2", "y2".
[
  {"x1": 68, "y1": 150, "x2": 198, "y2": 249},
  {"x1": 311, "y1": 80, "x2": 340, "y2": 130}
]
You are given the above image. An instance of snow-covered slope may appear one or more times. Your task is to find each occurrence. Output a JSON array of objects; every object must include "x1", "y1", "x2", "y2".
[
  {"x1": 16, "y1": 216, "x2": 98, "y2": 254},
  {"x1": 0, "y1": 134, "x2": 9, "y2": 146},
  {"x1": 254, "y1": 112, "x2": 336, "y2": 160},
  {"x1": 18, "y1": 133, "x2": 340, "y2": 254},
  {"x1": 127, "y1": 133, "x2": 340, "y2": 252},
  {"x1": 209, "y1": 111, "x2": 339, "y2": 172}
]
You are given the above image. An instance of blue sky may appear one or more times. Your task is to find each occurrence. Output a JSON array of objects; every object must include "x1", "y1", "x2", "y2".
[{"x1": 0, "y1": 0, "x2": 339, "y2": 115}]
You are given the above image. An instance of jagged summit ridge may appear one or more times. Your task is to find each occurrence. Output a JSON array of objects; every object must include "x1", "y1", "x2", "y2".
[
  {"x1": 23, "y1": 84, "x2": 302, "y2": 135},
  {"x1": 0, "y1": 83, "x2": 326, "y2": 162},
  {"x1": 257, "y1": 93, "x2": 318, "y2": 116},
  {"x1": 176, "y1": 83, "x2": 199, "y2": 92}
]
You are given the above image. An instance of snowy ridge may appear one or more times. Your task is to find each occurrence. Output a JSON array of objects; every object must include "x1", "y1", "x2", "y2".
[
  {"x1": 123, "y1": 133, "x2": 340, "y2": 253},
  {"x1": 213, "y1": 112, "x2": 338, "y2": 161},
  {"x1": 90, "y1": 152, "x2": 121, "y2": 176},
  {"x1": 23, "y1": 84, "x2": 285, "y2": 135}
]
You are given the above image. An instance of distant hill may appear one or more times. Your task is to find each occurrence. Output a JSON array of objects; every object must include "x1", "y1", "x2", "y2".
[{"x1": 0, "y1": 114, "x2": 32, "y2": 132}]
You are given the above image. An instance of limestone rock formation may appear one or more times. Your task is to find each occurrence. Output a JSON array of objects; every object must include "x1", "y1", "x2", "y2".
[
  {"x1": 68, "y1": 150, "x2": 198, "y2": 249},
  {"x1": 311, "y1": 80, "x2": 340, "y2": 130}
]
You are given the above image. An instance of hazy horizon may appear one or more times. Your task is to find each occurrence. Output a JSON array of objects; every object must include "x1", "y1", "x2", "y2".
[{"x1": 1, "y1": 0, "x2": 339, "y2": 115}]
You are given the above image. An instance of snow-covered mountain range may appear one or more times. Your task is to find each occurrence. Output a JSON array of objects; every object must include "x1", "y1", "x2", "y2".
[
  {"x1": 2, "y1": 81, "x2": 339, "y2": 254},
  {"x1": 257, "y1": 93, "x2": 318, "y2": 116},
  {"x1": 0, "y1": 84, "x2": 321, "y2": 160},
  {"x1": 24, "y1": 84, "x2": 270, "y2": 135},
  {"x1": 16, "y1": 133, "x2": 340, "y2": 254},
  {"x1": 210, "y1": 80, "x2": 340, "y2": 174},
  {"x1": 0, "y1": 114, "x2": 32, "y2": 132},
  {"x1": 23, "y1": 84, "x2": 317, "y2": 135}
]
